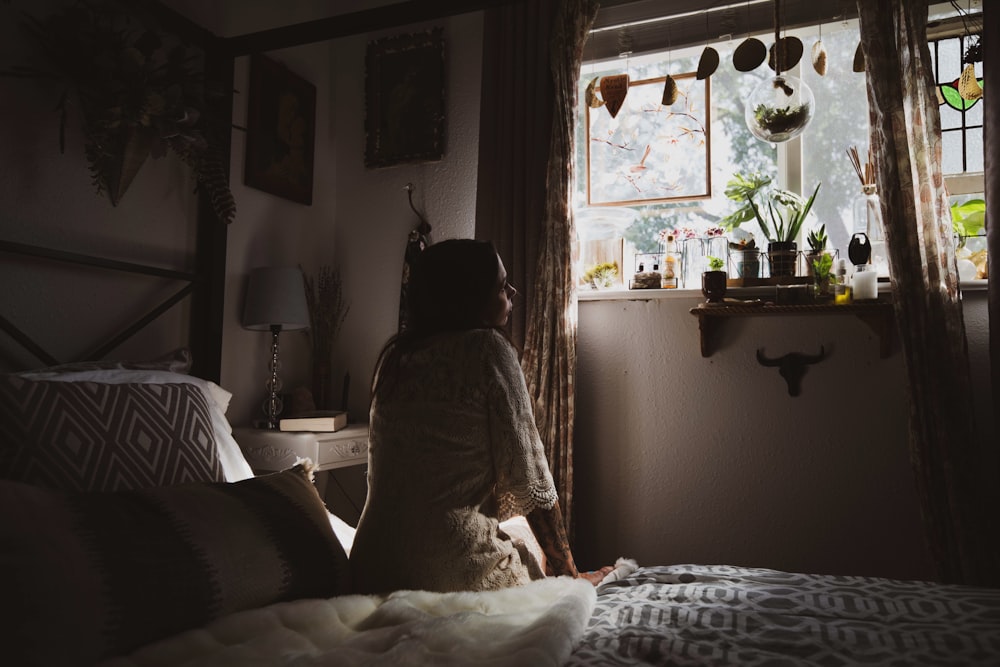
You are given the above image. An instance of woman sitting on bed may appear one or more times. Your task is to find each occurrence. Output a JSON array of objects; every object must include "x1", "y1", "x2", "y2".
[{"x1": 350, "y1": 239, "x2": 612, "y2": 594}]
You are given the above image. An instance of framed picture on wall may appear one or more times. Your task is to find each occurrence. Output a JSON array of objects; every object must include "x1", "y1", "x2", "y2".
[
  {"x1": 244, "y1": 54, "x2": 316, "y2": 205},
  {"x1": 365, "y1": 28, "x2": 446, "y2": 169}
]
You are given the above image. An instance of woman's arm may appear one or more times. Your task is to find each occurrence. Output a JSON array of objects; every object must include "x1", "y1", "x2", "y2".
[
  {"x1": 525, "y1": 499, "x2": 578, "y2": 577},
  {"x1": 526, "y1": 500, "x2": 616, "y2": 585}
]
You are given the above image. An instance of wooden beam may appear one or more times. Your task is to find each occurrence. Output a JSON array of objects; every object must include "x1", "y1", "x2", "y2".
[{"x1": 224, "y1": 0, "x2": 513, "y2": 56}]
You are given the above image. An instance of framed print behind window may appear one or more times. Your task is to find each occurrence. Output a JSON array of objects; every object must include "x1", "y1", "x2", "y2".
[
  {"x1": 365, "y1": 28, "x2": 445, "y2": 169},
  {"x1": 245, "y1": 54, "x2": 316, "y2": 205},
  {"x1": 587, "y1": 72, "x2": 711, "y2": 207}
]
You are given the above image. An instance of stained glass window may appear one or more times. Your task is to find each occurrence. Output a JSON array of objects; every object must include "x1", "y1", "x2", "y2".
[{"x1": 930, "y1": 33, "x2": 984, "y2": 175}]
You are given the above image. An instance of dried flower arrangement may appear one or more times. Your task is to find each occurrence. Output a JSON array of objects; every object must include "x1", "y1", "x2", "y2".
[{"x1": 303, "y1": 265, "x2": 350, "y2": 410}]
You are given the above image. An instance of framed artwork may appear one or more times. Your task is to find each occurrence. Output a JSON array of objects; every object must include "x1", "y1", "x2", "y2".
[
  {"x1": 365, "y1": 28, "x2": 446, "y2": 169},
  {"x1": 244, "y1": 54, "x2": 316, "y2": 205},
  {"x1": 587, "y1": 72, "x2": 711, "y2": 207}
]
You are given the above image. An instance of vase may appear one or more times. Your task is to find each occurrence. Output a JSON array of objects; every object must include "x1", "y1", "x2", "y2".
[
  {"x1": 853, "y1": 184, "x2": 888, "y2": 277},
  {"x1": 732, "y1": 249, "x2": 761, "y2": 279},
  {"x1": 767, "y1": 241, "x2": 798, "y2": 279},
  {"x1": 701, "y1": 271, "x2": 727, "y2": 303}
]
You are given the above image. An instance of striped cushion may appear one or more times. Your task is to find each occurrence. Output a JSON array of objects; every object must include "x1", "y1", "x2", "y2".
[
  {"x1": 0, "y1": 464, "x2": 350, "y2": 665},
  {"x1": 0, "y1": 375, "x2": 225, "y2": 491}
]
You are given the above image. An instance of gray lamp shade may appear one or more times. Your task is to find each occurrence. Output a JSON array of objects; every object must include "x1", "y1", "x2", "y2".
[{"x1": 242, "y1": 267, "x2": 310, "y2": 331}]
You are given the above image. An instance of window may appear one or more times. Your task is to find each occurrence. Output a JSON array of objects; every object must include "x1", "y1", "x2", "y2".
[{"x1": 576, "y1": 3, "x2": 986, "y2": 290}]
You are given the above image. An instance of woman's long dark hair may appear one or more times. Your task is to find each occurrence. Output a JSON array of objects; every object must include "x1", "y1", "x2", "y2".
[{"x1": 371, "y1": 239, "x2": 507, "y2": 399}]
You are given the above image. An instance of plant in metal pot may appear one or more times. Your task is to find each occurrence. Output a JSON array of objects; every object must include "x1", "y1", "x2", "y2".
[
  {"x1": 720, "y1": 172, "x2": 821, "y2": 279},
  {"x1": 804, "y1": 223, "x2": 829, "y2": 278},
  {"x1": 810, "y1": 252, "x2": 836, "y2": 302}
]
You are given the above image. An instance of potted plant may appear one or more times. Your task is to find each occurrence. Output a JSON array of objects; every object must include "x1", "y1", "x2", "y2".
[
  {"x1": 582, "y1": 261, "x2": 619, "y2": 289},
  {"x1": 728, "y1": 233, "x2": 760, "y2": 280},
  {"x1": 701, "y1": 255, "x2": 727, "y2": 303},
  {"x1": 810, "y1": 252, "x2": 836, "y2": 303},
  {"x1": 804, "y1": 224, "x2": 829, "y2": 278},
  {"x1": 720, "y1": 172, "x2": 821, "y2": 280}
]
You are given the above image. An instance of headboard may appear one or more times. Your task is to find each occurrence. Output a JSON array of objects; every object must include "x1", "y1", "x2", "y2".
[{"x1": 0, "y1": 0, "x2": 230, "y2": 382}]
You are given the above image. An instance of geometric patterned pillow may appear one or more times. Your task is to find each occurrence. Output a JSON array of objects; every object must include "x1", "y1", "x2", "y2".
[
  {"x1": 0, "y1": 464, "x2": 351, "y2": 665},
  {"x1": 0, "y1": 375, "x2": 224, "y2": 491}
]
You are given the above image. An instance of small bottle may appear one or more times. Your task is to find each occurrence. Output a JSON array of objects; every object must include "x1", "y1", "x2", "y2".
[
  {"x1": 662, "y1": 254, "x2": 677, "y2": 289},
  {"x1": 834, "y1": 258, "x2": 852, "y2": 304}
]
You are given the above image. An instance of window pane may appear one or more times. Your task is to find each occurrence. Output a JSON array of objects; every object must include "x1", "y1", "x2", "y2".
[
  {"x1": 941, "y1": 131, "x2": 964, "y2": 174},
  {"x1": 576, "y1": 41, "x2": 778, "y2": 260},
  {"x1": 966, "y1": 131, "x2": 983, "y2": 172},
  {"x1": 800, "y1": 21, "x2": 868, "y2": 258}
]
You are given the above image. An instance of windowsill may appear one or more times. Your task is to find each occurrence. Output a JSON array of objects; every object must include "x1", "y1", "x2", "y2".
[{"x1": 577, "y1": 279, "x2": 988, "y2": 302}]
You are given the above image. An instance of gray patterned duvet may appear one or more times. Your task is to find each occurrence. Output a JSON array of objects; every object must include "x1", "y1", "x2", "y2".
[{"x1": 568, "y1": 564, "x2": 1000, "y2": 666}]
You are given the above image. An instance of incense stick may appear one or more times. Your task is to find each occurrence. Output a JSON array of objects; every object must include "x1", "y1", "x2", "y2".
[{"x1": 847, "y1": 145, "x2": 875, "y2": 186}]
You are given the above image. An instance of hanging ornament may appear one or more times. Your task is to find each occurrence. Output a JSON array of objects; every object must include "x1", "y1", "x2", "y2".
[
  {"x1": 733, "y1": 1, "x2": 766, "y2": 71},
  {"x1": 695, "y1": 12, "x2": 719, "y2": 80},
  {"x1": 696, "y1": 47, "x2": 720, "y2": 80},
  {"x1": 745, "y1": 74, "x2": 815, "y2": 142},
  {"x1": 601, "y1": 74, "x2": 629, "y2": 118},
  {"x1": 662, "y1": 75, "x2": 679, "y2": 105},
  {"x1": 745, "y1": 0, "x2": 814, "y2": 143},
  {"x1": 812, "y1": 17, "x2": 827, "y2": 76},
  {"x1": 767, "y1": 36, "x2": 803, "y2": 71},
  {"x1": 958, "y1": 63, "x2": 983, "y2": 101},
  {"x1": 853, "y1": 42, "x2": 865, "y2": 72},
  {"x1": 585, "y1": 76, "x2": 605, "y2": 108}
]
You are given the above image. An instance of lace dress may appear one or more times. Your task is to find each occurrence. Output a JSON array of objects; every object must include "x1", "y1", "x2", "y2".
[{"x1": 350, "y1": 328, "x2": 558, "y2": 593}]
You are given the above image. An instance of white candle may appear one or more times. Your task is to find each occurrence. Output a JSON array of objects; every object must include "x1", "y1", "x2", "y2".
[{"x1": 852, "y1": 267, "x2": 878, "y2": 300}]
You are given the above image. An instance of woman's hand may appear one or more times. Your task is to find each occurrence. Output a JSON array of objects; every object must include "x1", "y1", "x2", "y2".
[{"x1": 578, "y1": 565, "x2": 615, "y2": 586}]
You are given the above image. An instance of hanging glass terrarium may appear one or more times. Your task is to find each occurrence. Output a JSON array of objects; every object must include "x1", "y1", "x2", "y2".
[
  {"x1": 745, "y1": 73, "x2": 814, "y2": 143},
  {"x1": 745, "y1": 0, "x2": 815, "y2": 143}
]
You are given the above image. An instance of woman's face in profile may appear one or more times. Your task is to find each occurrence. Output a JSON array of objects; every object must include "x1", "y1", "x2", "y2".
[{"x1": 483, "y1": 254, "x2": 516, "y2": 327}]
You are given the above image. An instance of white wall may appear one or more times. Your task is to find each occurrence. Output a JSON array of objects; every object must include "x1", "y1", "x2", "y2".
[{"x1": 578, "y1": 289, "x2": 991, "y2": 581}]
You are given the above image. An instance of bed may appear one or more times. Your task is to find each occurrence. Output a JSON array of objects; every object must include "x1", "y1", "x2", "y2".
[{"x1": 2, "y1": 356, "x2": 1000, "y2": 667}]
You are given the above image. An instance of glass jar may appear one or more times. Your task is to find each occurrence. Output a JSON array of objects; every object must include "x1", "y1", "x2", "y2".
[{"x1": 853, "y1": 184, "x2": 888, "y2": 277}]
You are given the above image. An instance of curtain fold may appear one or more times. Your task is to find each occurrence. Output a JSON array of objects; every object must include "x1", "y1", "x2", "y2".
[
  {"x1": 475, "y1": 0, "x2": 598, "y2": 535},
  {"x1": 519, "y1": 0, "x2": 599, "y2": 536},
  {"x1": 857, "y1": 0, "x2": 998, "y2": 586},
  {"x1": 475, "y1": 2, "x2": 555, "y2": 349}
]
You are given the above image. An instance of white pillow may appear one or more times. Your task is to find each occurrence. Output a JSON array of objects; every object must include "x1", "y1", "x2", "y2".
[{"x1": 17, "y1": 369, "x2": 254, "y2": 482}]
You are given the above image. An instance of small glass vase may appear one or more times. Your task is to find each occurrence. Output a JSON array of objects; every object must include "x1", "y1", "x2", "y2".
[{"x1": 853, "y1": 184, "x2": 889, "y2": 277}]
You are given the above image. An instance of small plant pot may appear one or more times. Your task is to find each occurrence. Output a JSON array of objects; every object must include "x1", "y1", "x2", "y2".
[
  {"x1": 768, "y1": 241, "x2": 798, "y2": 278},
  {"x1": 701, "y1": 271, "x2": 727, "y2": 303}
]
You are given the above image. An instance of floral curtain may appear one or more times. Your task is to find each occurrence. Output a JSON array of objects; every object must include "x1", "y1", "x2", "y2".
[
  {"x1": 475, "y1": 2, "x2": 555, "y2": 349},
  {"x1": 475, "y1": 0, "x2": 598, "y2": 534},
  {"x1": 857, "y1": 0, "x2": 999, "y2": 586}
]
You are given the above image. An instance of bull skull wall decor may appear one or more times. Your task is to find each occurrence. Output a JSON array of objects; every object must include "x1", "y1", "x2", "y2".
[{"x1": 756, "y1": 346, "x2": 827, "y2": 397}]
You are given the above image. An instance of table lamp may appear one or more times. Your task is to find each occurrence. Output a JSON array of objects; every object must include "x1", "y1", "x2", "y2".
[{"x1": 242, "y1": 267, "x2": 310, "y2": 429}]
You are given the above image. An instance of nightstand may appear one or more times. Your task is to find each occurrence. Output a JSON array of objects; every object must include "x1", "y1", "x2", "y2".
[{"x1": 232, "y1": 424, "x2": 369, "y2": 474}]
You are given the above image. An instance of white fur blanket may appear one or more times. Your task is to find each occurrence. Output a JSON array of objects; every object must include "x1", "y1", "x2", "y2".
[{"x1": 103, "y1": 576, "x2": 597, "y2": 667}]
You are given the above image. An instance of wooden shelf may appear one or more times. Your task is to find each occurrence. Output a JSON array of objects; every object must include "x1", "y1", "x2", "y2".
[{"x1": 688, "y1": 301, "x2": 895, "y2": 358}]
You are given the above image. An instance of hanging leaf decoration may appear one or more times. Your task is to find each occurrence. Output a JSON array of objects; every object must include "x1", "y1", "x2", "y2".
[
  {"x1": 811, "y1": 40, "x2": 827, "y2": 76},
  {"x1": 585, "y1": 76, "x2": 605, "y2": 108},
  {"x1": 958, "y1": 64, "x2": 983, "y2": 101},
  {"x1": 767, "y1": 37, "x2": 803, "y2": 72},
  {"x1": 600, "y1": 74, "x2": 629, "y2": 118},
  {"x1": 661, "y1": 74, "x2": 678, "y2": 105},
  {"x1": 853, "y1": 42, "x2": 865, "y2": 72},
  {"x1": 733, "y1": 37, "x2": 767, "y2": 72},
  {"x1": 696, "y1": 46, "x2": 719, "y2": 80}
]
